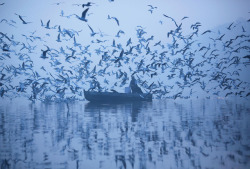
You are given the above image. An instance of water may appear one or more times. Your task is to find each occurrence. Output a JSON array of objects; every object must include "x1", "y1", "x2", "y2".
[{"x1": 0, "y1": 98, "x2": 249, "y2": 169}]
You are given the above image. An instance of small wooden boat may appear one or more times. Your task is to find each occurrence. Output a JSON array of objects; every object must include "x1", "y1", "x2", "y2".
[{"x1": 84, "y1": 90, "x2": 152, "y2": 102}]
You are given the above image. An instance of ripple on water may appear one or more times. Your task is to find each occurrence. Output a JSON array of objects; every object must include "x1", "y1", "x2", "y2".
[{"x1": 0, "y1": 98, "x2": 249, "y2": 169}]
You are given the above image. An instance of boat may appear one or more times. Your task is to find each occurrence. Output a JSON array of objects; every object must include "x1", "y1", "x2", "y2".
[{"x1": 84, "y1": 90, "x2": 152, "y2": 102}]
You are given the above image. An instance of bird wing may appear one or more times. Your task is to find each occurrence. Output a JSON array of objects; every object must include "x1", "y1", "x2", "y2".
[
  {"x1": 148, "y1": 5, "x2": 153, "y2": 8},
  {"x1": 163, "y1": 14, "x2": 178, "y2": 27},
  {"x1": 18, "y1": 15, "x2": 26, "y2": 23},
  {"x1": 112, "y1": 17, "x2": 119, "y2": 26},
  {"x1": 87, "y1": 24, "x2": 94, "y2": 33},
  {"x1": 228, "y1": 22, "x2": 234, "y2": 29},
  {"x1": 81, "y1": 8, "x2": 89, "y2": 19},
  {"x1": 119, "y1": 49, "x2": 124, "y2": 58},
  {"x1": 181, "y1": 16, "x2": 188, "y2": 20},
  {"x1": 46, "y1": 20, "x2": 50, "y2": 27},
  {"x1": 40, "y1": 20, "x2": 44, "y2": 26}
]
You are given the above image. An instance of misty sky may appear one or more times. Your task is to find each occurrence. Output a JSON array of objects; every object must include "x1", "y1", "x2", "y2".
[
  {"x1": 1, "y1": 0, "x2": 250, "y2": 61},
  {"x1": 1, "y1": 0, "x2": 250, "y2": 38}
]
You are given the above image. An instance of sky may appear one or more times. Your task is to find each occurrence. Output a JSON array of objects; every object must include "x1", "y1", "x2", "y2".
[
  {"x1": 1, "y1": 0, "x2": 250, "y2": 37},
  {"x1": 1, "y1": 0, "x2": 249, "y2": 60},
  {"x1": 0, "y1": 0, "x2": 249, "y2": 58}
]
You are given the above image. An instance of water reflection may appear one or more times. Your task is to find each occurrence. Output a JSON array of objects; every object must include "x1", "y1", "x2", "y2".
[{"x1": 0, "y1": 98, "x2": 249, "y2": 169}]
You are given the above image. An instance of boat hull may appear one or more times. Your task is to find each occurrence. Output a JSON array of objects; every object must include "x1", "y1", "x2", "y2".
[{"x1": 84, "y1": 91, "x2": 152, "y2": 102}]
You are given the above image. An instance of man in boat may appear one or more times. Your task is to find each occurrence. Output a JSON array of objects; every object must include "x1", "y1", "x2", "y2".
[
  {"x1": 130, "y1": 76, "x2": 143, "y2": 94},
  {"x1": 89, "y1": 78, "x2": 102, "y2": 92}
]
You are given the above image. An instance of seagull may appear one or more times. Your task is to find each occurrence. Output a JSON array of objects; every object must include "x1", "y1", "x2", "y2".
[
  {"x1": 2, "y1": 44, "x2": 9, "y2": 52},
  {"x1": 242, "y1": 26, "x2": 246, "y2": 32},
  {"x1": 75, "y1": 8, "x2": 89, "y2": 22},
  {"x1": 147, "y1": 5, "x2": 157, "y2": 13},
  {"x1": 40, "y1": 19, "x2": 44, "y2": 26},
  {"x1": 45, "y1": 20, "x2": 50, "y2": 29},
  {"x1": 201, "y1": 30, "x2": 212, "y2": 35},
  {"x1": 126, "y1": 38, "x2": 132, "y2": 46},
  {"x1": 15, "y1": 14, "x2": 31, "y2": 24},
  {"x1": 87, "y1": 24, "x2": 97, "y2": 36},
  {"x1": 108, "y1": 15, "x2": 119, "y2": 26},
  {"x1": 216, "y1": 34, "x2": 225, "y2": 41},
  {"x1": 181, "y1": 16, "x2": 189, "y2": 20},
  {"x1": 227, "y1": 22, "x2": 234, "y2": 30},
  {"x1": 82, "y1": 2, "x2": 94, "y2": 8},
  {"x1": 41, "y1": 46, "x2": 50, "y2": 59},
  {"x1": 56, "y1": 33, "x2": 61, "y2": 42},
  {"x1": 163, "y1": 14, "x2": 178, "y2": 27},
  {"x1": 115, "y1": 30, "x2": 125, "y2": 38}
]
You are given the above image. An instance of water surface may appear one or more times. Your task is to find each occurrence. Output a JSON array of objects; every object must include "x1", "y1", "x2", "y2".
[{"x1": 0, "y1": 98, "x2": 249, "y2": 169}]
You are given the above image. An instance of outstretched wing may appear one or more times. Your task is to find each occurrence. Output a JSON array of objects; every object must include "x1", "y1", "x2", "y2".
[
  {"x1": 81, "y1": 8, "x2": 89, "y2": 19},
  {"x1": 88, "y1": 24, "x2": 94, "y2": 33},
  {"x1": 113, "y1": 17, "x2": 119, "y2": 26},
  {"x1": 163, "y1": 14, "x2": 178, "y2": 27},
  {"x1": 19, "y1": 15, "x2": 26, "y2": 23},
  {"x1": 46, "y1": 20, "x2": 50, "y2": 28}
]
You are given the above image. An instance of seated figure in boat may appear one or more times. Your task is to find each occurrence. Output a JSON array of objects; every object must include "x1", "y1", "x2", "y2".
[
  {"x1": 130, "y1": 76, "x2": 143, "y2": 94},
  {"x1": 89, "y1": 79, "x2": 102, "y2": 92}
]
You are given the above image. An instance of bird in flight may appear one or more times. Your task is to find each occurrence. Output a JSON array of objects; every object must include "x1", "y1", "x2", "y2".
[
  {"x1": 201, "y1": 30, "x2": 212, "y2": 35},
  {"x1": 163, "y1": 14, "x2": 178, "y2": 27},
  {"x1": 45, "y1": 20, "x2": 50, "y2": 29},
  {"x1": 148, "y1": 5, "x2": 157, "y2": 13},
  {"x1": 227, "y1": 22, "x2": 234, "y2": 30},
  {"x1": 41, "y1": 46, "x2": 50, "y2": 59},
  {"x1": 75, "y1": 8, "x2": 89, "y2": 22},
  {"x1": 82, "y1": 2, "x2": 94, "y2": 8},
  {"x1": 87, "y1": 24, "x2": 97, "y2": 37},
  {"x1": 15, "y1": 14, "x2": 31, "y2": 24},
  {"x1": 108, "y1": 15, "x2": 119, "y2": 26},
  {"x1": 181, "y1": 16, "x2": 189, "y2": 20},
  {"x1": 56, "y1": 33, "x2": 61, "y2": 42}
]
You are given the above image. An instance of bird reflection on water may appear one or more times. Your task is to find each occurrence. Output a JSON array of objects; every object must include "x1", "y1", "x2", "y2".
[{"x1": 0, "y1": 99, "x2": 249, "y2": 169}]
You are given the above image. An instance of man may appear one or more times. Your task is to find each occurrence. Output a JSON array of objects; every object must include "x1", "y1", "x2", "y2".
[{"x1": 130, "y1": 76, "x2": 143, "y2": 94}]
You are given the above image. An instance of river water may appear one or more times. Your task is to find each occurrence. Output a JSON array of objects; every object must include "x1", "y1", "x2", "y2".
[{"x1": 0, "y1": 98, "x2": 249, "y2": 169}]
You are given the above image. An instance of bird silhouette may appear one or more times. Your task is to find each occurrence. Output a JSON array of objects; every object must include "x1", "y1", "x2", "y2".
[
  {"x1": 108, "y1": 15, "x2": 119, "y2": 26},
  {"x1": 15, "y1": 14, "x2": 31, "y2": 24},
  {"x1": 75, "y1": 8, "x2": 89, "y2": 22},
  {"x1": 163, "y1": 14, "x2": 178, "y2": 27}
]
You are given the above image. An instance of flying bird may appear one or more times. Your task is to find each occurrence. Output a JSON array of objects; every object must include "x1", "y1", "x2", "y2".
[
  {"x1": 147, "y1": 5, "x2": 157, "y2": 13},
  {"x1": 242, "y1": 26, "x2": 246, "y2": 32},
  {"x1": 181, "y1": 16, "x2": 189, "y2": 20},
  {"x1": 75, "y1": 8, "x2": 89, "y2": 22},
  {"x1": 82, "y1": 2, "x2": 94, "y2": 8},
  {"x1": 56, "y1": 33, "x2": 61, "y2": 42},
  {"x1": 87, "y1": 24, "x2": 97, "y2": 36},
  {"x1": 45, "y1": 20, "x2": 50, "y2": 29},
  {"x1": 108, "y1": 15, "x2": 119, "y2": 26},
  {"x1": 227, "y1": 22, "x2": 234, "y2": 30},
  {"x1": 201, "y1": 30, "x2": 212, "y2": 35},
  {"x1": 216, "y1": 34, "x2": 225, "y2": 41},
  {"x1": 163, "y1": 14, "x2": 178, "y2": 27},
  {"x1": 15, "y1": 14, "x2": 31, "y2": 24},
  {"x1": 41, "y1": 46, "x2": 50, "y2": 59}
]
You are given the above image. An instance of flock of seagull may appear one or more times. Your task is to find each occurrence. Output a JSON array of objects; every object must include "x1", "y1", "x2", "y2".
[{"x1": 0, "y1": 1, "x2": 250, "y2": 101}]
